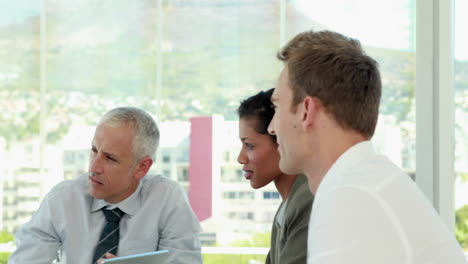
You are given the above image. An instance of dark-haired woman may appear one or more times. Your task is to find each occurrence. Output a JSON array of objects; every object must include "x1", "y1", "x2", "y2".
[{"x1": 237, "y1": 88, "x2": 314, "y2": 264}]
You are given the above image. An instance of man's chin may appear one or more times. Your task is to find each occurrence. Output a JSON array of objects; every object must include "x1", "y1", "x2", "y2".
[
  {"x1": 279, "y1": 160, "x2": 295, "y2": 175},
  {"x1": 89, "y1": 187, "x2": 103, "y2": 199}
]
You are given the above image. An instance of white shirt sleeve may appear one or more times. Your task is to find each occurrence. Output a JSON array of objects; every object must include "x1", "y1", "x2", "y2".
[
  {"x1": 8, "y1": 175, "x2": 203, "y2": 264},
  {"x1": 308, "y1": 186, "x2": 406, "y2": 264},
  {"x1": 307, "y1": 142, "x2": 467, "y2": 264},
  {"x1": 156, "y1": 183, "x2": 202, "y2": 264},
  {"x1": 8, "y1": 193, "x2": 61, "y2": 264},
  {"x1": 308, "y1": 184, "x2": 467, "y2": 264}
]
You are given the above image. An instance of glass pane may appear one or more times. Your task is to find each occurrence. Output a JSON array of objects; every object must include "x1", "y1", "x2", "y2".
[
  {"x1": 287, "y1": 0, "x2": 416, "y2": 175},
  {"x1": 44, "y1": 0, "x2": 159, "y2": 184},
  {"x1": 454, "y1": 0, "x2": 468, "y2": 252},
  {"x1": 161, "y1": 0, "x2": 281, "y2": 250},
  {"x1": 0, "y1": 0, "x2": 40, "y2": 237},
  {"x1": 161, "y1": 1, "x2": 280, "y2": 121}
]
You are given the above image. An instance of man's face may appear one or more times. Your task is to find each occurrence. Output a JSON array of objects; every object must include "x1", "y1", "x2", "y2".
[
  {"x1": 88, "y1": 122, "x2": 140, "y2": 203},
  {"x1": 268, "y1": 67, "x2": 304, "y2": 175}
]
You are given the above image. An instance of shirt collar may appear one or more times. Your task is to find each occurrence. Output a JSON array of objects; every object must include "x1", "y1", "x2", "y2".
[
  {"x1": 315, "y1": 140, "x2": 376, "y2": 196},
  {"x1": 91, "y1": 180, "x2": 143, "y2": 216}
]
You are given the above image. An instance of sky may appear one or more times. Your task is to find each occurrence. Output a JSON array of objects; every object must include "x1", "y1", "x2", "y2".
[
  {"x1": 292, "y1": 0, "x2": 468, "y2": 61},
  {"x1": 0, "y1": 0, "x2": 39, "y2": 26},
  {"x1": 1, "y1": 0, "x2": 466, "y2": 60}
]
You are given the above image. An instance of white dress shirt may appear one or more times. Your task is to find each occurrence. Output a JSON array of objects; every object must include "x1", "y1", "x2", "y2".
[
  {"x1": 307, "y1": 141, "x2": 467, "y2": 264},
  {"x1": 9, "y1": 173, "x2": 202, "y2": 264}
]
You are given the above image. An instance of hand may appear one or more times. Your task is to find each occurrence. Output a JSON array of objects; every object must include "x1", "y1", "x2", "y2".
[{"x1": 96, "y1": 253, "x2": 117, "y2": 264}]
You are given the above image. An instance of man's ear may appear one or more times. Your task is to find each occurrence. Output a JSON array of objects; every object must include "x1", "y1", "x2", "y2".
[
  {"x1": 302, "y1": 96, "x2": 318, "y2": 130},
  {"x1": 133, "y1": 157, "x2": 153, "y2": 180}
]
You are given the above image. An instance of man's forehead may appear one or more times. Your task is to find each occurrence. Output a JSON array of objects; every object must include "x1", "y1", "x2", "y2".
[
  {"x1": 272, "y1": 80, "x2": 287, "y2": 102},
  {"x1": 275, "y1": 67, "x2": 290, "y2": 95},
  {"x1": 92, "y1": 125, "x2": 133, "y2": 155}
]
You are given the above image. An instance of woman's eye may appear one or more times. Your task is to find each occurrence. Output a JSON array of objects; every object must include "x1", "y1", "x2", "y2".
[{"x1": 245, "y1": 143, "x2": 254, "y2": 150}]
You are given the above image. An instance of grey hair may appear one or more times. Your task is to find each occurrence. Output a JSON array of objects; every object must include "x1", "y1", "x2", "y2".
[{"x1": 99, "y1": 107, "x2": 160, "y2": 161}]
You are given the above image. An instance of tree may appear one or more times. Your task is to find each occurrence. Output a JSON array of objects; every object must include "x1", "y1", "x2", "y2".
[
  {"x1": 203, "y1": 232, "x2": 269, "y2": 264},
  {"x1": 456, "y1": 205, "x2": 468, "y2": 250},
  {"x1": 0, "y1": 253, "x2": 9, "y2": 264},
  {"x1": 229, "y1": 232, "x2": 270, "y2": 248},
  {"x1": 0, "y1": 230, "x2": 13, "y2": 243},
  {"x1": 0, "y1": 230, "x2": 14, "y2": 264}
]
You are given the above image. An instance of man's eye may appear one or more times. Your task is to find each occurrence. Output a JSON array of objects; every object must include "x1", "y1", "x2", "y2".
[{"x1": 107, "y1": 156, "x2": 117, "y2": 162}]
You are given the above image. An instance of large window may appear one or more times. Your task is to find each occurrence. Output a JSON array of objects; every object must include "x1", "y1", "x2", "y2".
[
  {"x1": 0, "y1": 0, "x2": 466, "y2": 263},
  {"x1": 287, "y1": 0, "x2": 416, "y2": 177},
  {"x1": 0, "y1": 1, "x2": 282, "y2": 260},
  {"x1": 1, "y1": 0, "x2": 41, "y2": 234}
]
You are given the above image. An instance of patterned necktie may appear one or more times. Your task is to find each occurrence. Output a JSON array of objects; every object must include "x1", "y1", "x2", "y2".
[{"x1": 92, "y1": 208, "x2": 125, "y2": 264}]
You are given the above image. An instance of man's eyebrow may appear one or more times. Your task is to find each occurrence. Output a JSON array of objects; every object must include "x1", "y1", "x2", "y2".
[
  {"x1": 91, "y1": 144, "x2": 120, "y2": 160},
  {"x1": 104, "y1": 151, "x2": 117, "y2": 157},
  {"x1": 105, "y1": 149, "x2": 121, "y2": 159}
]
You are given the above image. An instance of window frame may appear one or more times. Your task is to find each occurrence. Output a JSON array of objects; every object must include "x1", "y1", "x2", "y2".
[{"x1": 416, "y1": 0, "x2": 456, "y2": 231}]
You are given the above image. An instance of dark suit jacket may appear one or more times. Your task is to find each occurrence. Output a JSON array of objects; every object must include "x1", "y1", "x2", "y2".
[{"x1": 265, "y1": 175, "x2": 314, "y2": 264}]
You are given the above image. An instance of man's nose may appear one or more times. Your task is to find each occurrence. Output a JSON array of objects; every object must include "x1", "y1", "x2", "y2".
[{"x1": 89, "y1": 155, "x2": 103, "y2": 174}]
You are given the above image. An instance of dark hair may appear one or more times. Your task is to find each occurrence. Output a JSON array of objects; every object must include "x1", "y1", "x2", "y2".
[
  {"x1": 237, "y1": 88, "x2": 276, "y2": 142},
  {"x1": 277, "y1": 30, "x2": 381, "y2": 139}
]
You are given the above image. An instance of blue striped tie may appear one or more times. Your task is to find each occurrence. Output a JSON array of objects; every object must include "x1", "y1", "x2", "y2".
[{"x1": 92, "y1": 208, "x2": 125, "y2": 264}]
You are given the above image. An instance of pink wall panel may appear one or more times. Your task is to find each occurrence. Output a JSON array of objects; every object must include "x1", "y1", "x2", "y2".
[{"x1": 188, "y1": 116, "x2": 213, "y2": 221}]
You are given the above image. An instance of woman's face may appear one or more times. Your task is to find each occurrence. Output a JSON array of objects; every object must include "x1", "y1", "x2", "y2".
[{"x1": 237, "y1": 118, "x2": 283, "y2": 189}]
